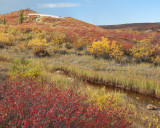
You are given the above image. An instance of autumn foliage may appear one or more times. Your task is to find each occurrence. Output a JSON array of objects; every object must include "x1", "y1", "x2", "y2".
[
  {"x1": 130, "y1": 39, "x2": 160, "y2": 63},
  {"x1": 0, "y1": 9, "x2": 159, "y2": 64},
  {"x1": 0, "y1": 77, "x2": 132, "y2": 128},
  {"x1": 88, "y1": 37, "x2": 124, "y2": 60}
]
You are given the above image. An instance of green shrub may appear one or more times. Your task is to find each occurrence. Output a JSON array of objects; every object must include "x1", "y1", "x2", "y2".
[{"x1": 9, "y1": 58, "x2": 42, "y2": 79}]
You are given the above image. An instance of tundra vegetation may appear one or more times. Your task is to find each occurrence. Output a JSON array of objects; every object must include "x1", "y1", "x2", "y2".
[{"x1": 0, "y1": 9, "x2": 160, "y2": 127}]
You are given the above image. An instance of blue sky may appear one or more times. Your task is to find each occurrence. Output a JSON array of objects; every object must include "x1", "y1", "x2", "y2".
[{"x1": 1, "y1": 0, "x2": 160, "y2": 25}]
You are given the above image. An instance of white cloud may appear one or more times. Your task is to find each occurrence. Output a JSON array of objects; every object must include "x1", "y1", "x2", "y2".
[{"x1": 39, "y1": 3, "x2": 80, "y2": 8}]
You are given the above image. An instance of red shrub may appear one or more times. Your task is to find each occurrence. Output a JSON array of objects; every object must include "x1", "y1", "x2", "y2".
[
  {"x1": 0, "y1": 78, "x2": 132, "y2": 128},
  {"x1": 121, "y1": 41, "x2": 134, "y2": 53}
]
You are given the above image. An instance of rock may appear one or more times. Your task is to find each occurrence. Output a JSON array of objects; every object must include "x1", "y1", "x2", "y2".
[
  {"x1": 146, "y1": 104, "x2": 158, "y2": 110},
  {"x1": 56, "y1": 70, "x2": 64, "y2": 74}
]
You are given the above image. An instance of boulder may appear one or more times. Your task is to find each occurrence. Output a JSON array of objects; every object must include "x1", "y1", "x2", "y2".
[{"x1": 146, "y1": 104, "x2": 158, "y2": 110}]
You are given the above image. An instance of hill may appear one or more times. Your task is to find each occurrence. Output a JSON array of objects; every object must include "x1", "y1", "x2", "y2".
[
  {"x1": 0, "y1": 9, "x2": 105, "y2": 31},
  {"x1": 0, "y1": 9, "x2": 108, "y2": 54},
  {"x1": 0, "y1": 9, "x2": 107, "y2": 43},
  {"x1": 99, "y1": 22, "x2": 160, "y2": 31}
]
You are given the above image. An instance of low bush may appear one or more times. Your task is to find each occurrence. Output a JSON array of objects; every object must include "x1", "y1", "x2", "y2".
[
  {"x1": 130, "y1": 39, "x2": 156, "y2": 63},
  {"x1": 87, "y1": 37, "x2": 124, "y2": 61},
  {"x1": 0, "y1": 32, "x2": 16, "y2": 48},
  {"x1": 0, "y1": 78, "x2": 132, "y2": 128},
  {"x1": 34, "y1": 47, "x2": 51, "y2": 57},
  {"x1": 28, "y1": 38, "x2": 50, "y2": 57},
  {"x1": 9, "y1": 58, "x2": 42, "y2": 80}
]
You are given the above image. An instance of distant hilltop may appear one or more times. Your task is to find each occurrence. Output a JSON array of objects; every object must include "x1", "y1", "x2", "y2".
[
  {"x1": 27, "y1": 13, "x2": 63, "y2": 19},
  {"x1": 99, "y1": 22, "x2": 160, "y2": 31}
]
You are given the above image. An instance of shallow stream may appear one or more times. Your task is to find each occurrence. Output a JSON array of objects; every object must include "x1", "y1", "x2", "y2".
[
  {"x1": 87, "y1": 82, "x2": 160, "y2": 108},
  {"x1": 56, "y1": 69, "x2": 160, "y2": 109}
]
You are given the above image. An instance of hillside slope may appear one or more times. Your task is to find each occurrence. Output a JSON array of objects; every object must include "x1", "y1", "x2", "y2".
[
  {"x1": 0, "y1": 9, "x2": 107, "y2": 42},
  {"x1": 0, "y1": 9, "x2": 105, "y2": 31}
]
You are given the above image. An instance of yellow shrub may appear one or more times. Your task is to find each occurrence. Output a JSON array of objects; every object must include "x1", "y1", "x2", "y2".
[
  {"x1": 87, "y1": 37, "x2": 124, "y2": 60},
  {"x1": 50, "y1": 33, "x2": 66, "y2": 45},
  {"x1": 28, "y1": 38, "x2": 49, "y2": 47},
  {"x1": 87, "y1": 37, "x2": 109, "y2": 55},
  {"x1": 86, "y1": 86, "x2": 121, "y2": 109},
  {"x1": 0, "y1": 32, "x2": 15, "y2": 47},
  {"x1": 28, "y1": 38, "x2": 50, "y2": 56},
  {"x1": 130, "y1": 39, "x2": 155, "y2": 61},
  {"x1": 109, "y1": 41, "x2": 124, "y2": 60}
]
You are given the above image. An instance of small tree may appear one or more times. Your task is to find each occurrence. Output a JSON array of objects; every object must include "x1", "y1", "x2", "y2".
[
  {"x1": 0, "y1": 18, "x2": 2, "y2": 24},
  {"x1": 3, "y1": 18, "x2": 6, "y2": 25},
  {"x1": 19, "y1": 10, "x2": 24, "y2": 24}
]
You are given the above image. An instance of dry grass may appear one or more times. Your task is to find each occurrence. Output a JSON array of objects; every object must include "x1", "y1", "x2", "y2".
[
  {"x1": 1, "y1": 48, "x2": 160, "y2": 98},
  {"x1": 36, "y1": 54, "x2": 160, "y2": 98}
]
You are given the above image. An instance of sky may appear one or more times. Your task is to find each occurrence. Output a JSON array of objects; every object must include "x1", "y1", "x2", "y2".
[{"x1": 1, "y1": 0, "x2": 160, "y2": 25}]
